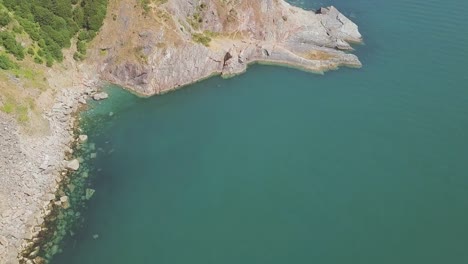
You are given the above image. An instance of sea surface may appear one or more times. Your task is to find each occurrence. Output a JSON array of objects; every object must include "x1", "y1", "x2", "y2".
[{"x1": 52, "y1": 0, "x2": 468, "y2": 263}]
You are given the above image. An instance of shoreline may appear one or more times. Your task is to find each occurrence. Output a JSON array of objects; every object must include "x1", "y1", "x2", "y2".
[
  {"x1": 0, "y1": 60, "x2": 103, "y2": 263},
  {"x1": 113, "y1": 53, "x2": 363, "y2": 97}
]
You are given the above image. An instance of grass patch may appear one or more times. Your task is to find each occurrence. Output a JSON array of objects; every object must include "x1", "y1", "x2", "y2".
[
  {"x1": 192, "y1": 33, "x2": 212, "y2": 47},
  {"x1": 304, "y1": 50, "x2": 336, "y2": 60},
  {"x1": 0, "y1": 96, "x2": 31, "y2": 123},
  {"x1": 191, "y1": 31, "x2": 219, "y2": 47},
  {"x1": 1, "y1": 100, "x2": 15, "y2": 114}
]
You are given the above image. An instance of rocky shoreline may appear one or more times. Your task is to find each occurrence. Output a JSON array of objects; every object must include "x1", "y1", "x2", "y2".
[{"x1": 0, "y1": 66, "x2": 105, "y2": 263}]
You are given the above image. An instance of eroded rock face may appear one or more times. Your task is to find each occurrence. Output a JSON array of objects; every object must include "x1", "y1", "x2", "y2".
[{"x1": 91, "y1": 0, "x2": 363, "y2": 96}]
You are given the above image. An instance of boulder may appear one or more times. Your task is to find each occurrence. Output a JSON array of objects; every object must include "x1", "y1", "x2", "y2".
[
  {"x1": 34, "y1": 257, "x2": 46, "y2": 264},
  {"x1": 78, "y1": 135, "x2": 88, "y2": 143},
  {"x1": 66, "y1": 159, "x2": 80, "y2": 171},
  {"x1": 78, "y1": 98, "x2": 87, "y2": 105},
  {"x1": 85, "y1": 188, "x2": 96, "y2": 200},
  {"x1": 60, "y1": 196, "x2": 70, "y2": 209},
  {"x1": 92, "y1": 92, "x2": 109, "y2": 101}
]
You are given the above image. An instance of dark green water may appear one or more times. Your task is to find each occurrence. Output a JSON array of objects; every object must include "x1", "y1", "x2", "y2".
[{"x1": 52, "y1": 0, "x2": 468, "y2": 263}]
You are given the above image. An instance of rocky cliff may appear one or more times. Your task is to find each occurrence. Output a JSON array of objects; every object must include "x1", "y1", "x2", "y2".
[{"x1": 91, "y1": 0, "x2": 362, "y2": 96}]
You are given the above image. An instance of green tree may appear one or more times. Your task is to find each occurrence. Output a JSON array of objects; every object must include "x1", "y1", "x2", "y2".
[
  {"x1": 0, "y1": 11, "x2": 12, "y2": 27},
  {"x1": 0, "y1": 54, "x2": 17, "y2": 70}
]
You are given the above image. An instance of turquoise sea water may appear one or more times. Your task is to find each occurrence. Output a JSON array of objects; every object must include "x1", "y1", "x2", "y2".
[{"x1": 52, "y1": 0, "x2": 468, "y2": 263}]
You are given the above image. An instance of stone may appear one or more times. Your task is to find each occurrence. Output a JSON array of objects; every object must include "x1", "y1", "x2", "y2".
[
  {"x1": 92, "y1": 92, "x2": 109, "y2": 101},
  {"x1": 66, "y1": 159, "x2": 80, "y2": 171},
  {"x1": 0, "y1": 235, "x2": 8, "y2": 246},
  {"x1": 50, "y1": 245, "x2": 59, "y2": 256},
  {"x1": 78, "y1": 98, "x2": 87, "y2": 105},
  {"x1": 39, "y1": 155, "x2": 49, "y2": 170},
  {"x1": 78, "y1": 135, "x2": 88, "y2": 143},
  {"x1": 34, "y1": 256, "x2": 46, "y2": 264},
  {"x1": 81, "y1": 171, "x2": 89, "y2": 178},
  {"x1": 85, "y1": 188, "x2": 96, "y2": 200},
  {"x1": 28, "y1": 247, "x2": 39, "y2": 258},
  {"x1": 65, "y1": 146, "x2": 73, "y2": 154},
  {"x1": 60, "y1": 196, "x2": 70, "y2": 209}
]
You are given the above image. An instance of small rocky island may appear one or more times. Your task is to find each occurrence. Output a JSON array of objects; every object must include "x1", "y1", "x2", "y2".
[{"x1": 0, "y1": 0, "x2": 362, "y2": 263}]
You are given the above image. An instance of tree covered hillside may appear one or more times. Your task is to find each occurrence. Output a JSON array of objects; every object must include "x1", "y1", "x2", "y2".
[{"x1": 0, "y1": 0, "x2": 108, "y2": 67}]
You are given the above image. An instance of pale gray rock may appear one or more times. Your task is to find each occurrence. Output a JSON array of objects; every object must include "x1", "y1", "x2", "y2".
[
  {"x1": 60, "y1": 196, "x2": 70, "y2": 209},
  {"x1": 92, "y1": 92, "x2": 109, "y2": 101},
  {"x1": 78, "y1": 97, "x2": 87, "y2": 104},
  {"x1": 78, "y1": 135, "x2": 88, "y2": 143},
  {"x1": 66, "y1": 159, "x2": 80, "y2": 171}
]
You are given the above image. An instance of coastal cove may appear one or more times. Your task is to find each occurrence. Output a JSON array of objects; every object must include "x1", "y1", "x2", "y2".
[
  {"x1": 30, "y1": 0, "x2": 468, "y2": 263},
  {"x1": 5, "y1": 0, "x2": 468, "y2": 263},
  {"x1": 2, "y1": 0, "x2": 364, "y2": 262},
  {"x1": 57, "y1": 61, "x2": 468, "y2": 263},
  {"x1": 52, "y1": 0, "x2": 468, "y2": 255}
]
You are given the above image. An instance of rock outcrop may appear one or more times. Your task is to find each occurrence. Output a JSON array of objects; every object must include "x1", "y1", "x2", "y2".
[{"x1": 91, "y1": 0, "x2": 362, "y2": 96}]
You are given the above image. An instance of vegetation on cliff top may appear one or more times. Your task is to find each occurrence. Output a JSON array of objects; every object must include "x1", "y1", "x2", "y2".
[
  {"x1": 0, "y1": 0, "x2": 108, "y2": 65},
  {"x1": 0, "y1": 0, "x2": 108, "y2": 123}
]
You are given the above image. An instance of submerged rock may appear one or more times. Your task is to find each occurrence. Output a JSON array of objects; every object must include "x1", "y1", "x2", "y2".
[
  {"x1": 78, "y1": 135, "x2": 88, "y2": 143},
  {"x1": 85, "y1": 188, "x2": 96, "y2": 200},
  {"x1": 60, "y1": 196, "x2": 70, "y2": 209},
  {"x1": 34, "y1": 257, "x2": 46, "y2": 264}
]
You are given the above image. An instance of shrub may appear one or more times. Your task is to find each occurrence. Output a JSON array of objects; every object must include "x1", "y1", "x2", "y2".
[
  {"x1": 0, "y1": 11, "x2": 12, "y2": 27},
  {"x1": 0, "y1": 31, "x2": 25, "y2": 59},
  {"x1": 1, "y1": 0, "x2": 108, "y2": 65},
  {"x1": 77, "y1": 40, "x2": 87, "y2": 54},
  {"x1": 34, "y1": 56, "x2": 43, "y2": 64},
  {"x1": 0, "y1": 54, "x2": 17, "y2": 70},
  {"x1": 192, "y1": 33, "x2": 211, "y2": 47},
  {"x1": 73, "y1": 51, "x2": 85, "y2": 61}
]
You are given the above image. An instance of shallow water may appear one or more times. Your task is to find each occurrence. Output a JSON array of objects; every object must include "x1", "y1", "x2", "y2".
[{"x1": 52, "y1": 0, "x2": 468, "y2": 263}]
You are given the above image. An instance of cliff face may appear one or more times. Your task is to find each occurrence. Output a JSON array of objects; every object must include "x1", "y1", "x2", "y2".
[{"x1": 90, "y1": 0, "x2": 362, "y2": 96}]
